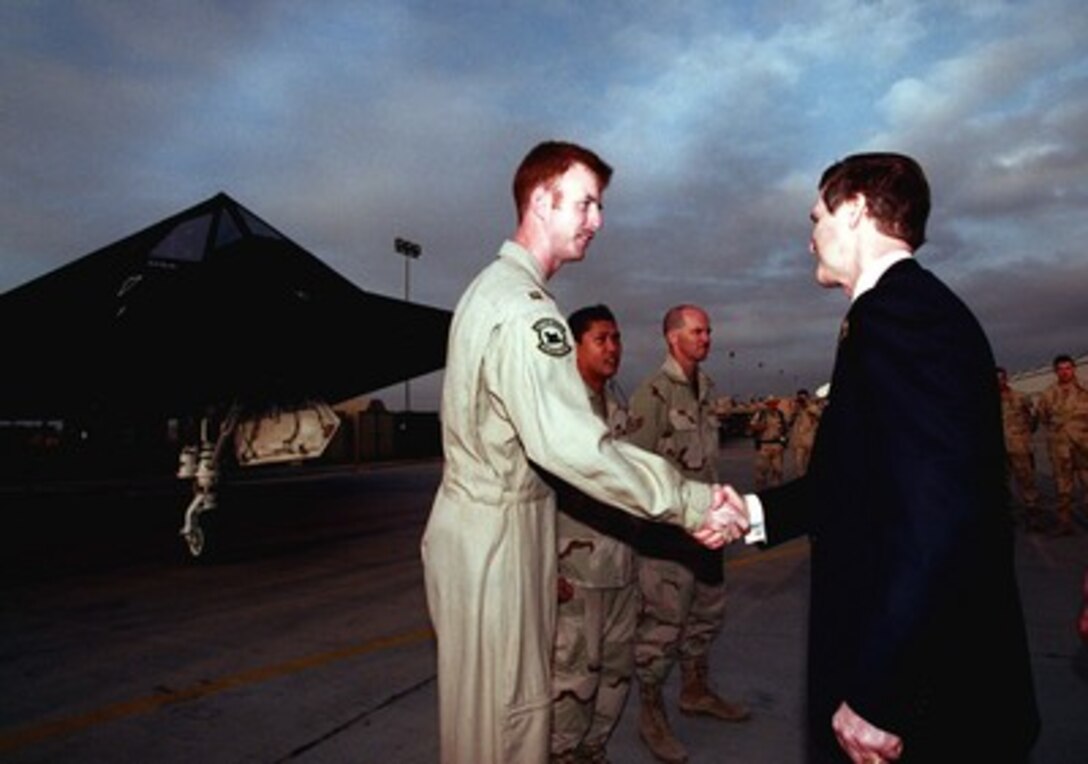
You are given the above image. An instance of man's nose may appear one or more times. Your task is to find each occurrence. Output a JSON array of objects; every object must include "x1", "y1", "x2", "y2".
[{"x1": 588, "y1": 206, "x2": 603, "y2": 230}]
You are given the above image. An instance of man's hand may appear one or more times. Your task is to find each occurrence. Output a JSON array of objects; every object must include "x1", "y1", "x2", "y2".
[
  {"x1": 692, "y1": 484, "x2": 750, "y2": 548},
  {"x1": 832, "y1": 701, "x2": 903, "y2": 764}
]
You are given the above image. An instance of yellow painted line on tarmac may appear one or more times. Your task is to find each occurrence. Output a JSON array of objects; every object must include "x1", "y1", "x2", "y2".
[
  {"x1": 0, "y1": 625, "x2": 436, "y2": 754},
  {"x1": 2, "y1": 541, "x2": 806, "y2": 754}
]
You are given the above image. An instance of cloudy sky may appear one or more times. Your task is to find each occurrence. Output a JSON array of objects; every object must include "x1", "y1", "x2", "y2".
[{"x1": 3, "y1": 0, "x2": 1086, "y2": 410}]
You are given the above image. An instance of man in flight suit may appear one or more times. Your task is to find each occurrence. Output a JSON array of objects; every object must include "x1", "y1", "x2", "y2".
[{"x1": 421, "y1": 141, "x2": 747, "y2": 764}]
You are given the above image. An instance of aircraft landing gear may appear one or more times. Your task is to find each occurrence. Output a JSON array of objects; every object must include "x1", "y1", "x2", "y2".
[
  {"x1": 176, "y1": 411, "x2": 233, "y2": 559},
  {"x1": 179, "y1": 487, "x2": 214, "y2": 557}
]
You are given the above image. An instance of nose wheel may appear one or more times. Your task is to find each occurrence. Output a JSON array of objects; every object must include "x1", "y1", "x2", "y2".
[
  {"x1": 179, "y1": 489, "x2": 215, "y2": 558},
  {"x1": 182, "y1": 525, "x2": 205, "y2": 558}
]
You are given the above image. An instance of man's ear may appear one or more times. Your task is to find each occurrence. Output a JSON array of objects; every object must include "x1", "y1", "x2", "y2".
[
  {"x1": 529, "y1": 184, "x2": 552, "y2": 221},
  {"x1": 664, "y1": 328, "x2": 679, "y2": 354},
  {"x1": 845, "y1": 194, "x2": 868, "y2": 228}
]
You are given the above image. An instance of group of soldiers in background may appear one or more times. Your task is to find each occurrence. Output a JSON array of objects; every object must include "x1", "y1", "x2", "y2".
[
  {"x1": 998, "y1": 353, "x2": 1088, "y2": 537},
  {"x1": 721, "y1": 389, "x2": 827, "y2": 491},
  {"x1": 732, "y1": 352, "x2": 1088, "y2": 535}
]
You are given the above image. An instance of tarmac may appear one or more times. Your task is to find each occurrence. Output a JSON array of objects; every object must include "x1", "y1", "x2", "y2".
[
  {"x1": 1, "y1": 435, "x2": 1086, "y2": 763},
  {"x1": 354, "y1": 440, "x2": 1088, "y2": 764}
]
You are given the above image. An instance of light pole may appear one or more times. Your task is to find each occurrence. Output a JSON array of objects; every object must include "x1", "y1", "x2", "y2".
[{"x1": 394, "y1": 237, "x2": 422, "y2": 411}]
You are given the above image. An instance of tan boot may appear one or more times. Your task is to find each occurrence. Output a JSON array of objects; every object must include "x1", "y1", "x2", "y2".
[
  {"x1": 638, "y1": 682, "x2": 688, "y2": 763},
  {"x1": 678, "y1": 656, "x2": 751, "y2": 722}
]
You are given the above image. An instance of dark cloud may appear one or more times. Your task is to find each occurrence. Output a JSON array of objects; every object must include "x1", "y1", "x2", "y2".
[{"x1": 2, "y1": 0, "x2": 1086, "y2": 410}]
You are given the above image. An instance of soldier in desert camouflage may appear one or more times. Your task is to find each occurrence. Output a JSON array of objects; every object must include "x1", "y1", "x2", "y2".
[
  {"x1": 1036, "y1": 354, "x2": 1088, "y2": 536},
  {"x1": 997, "y1": 366, "x2": 1042, "y2": 530},
  {"x1": 626, "y1": 305, "x2": 750, "y2": 764},
  {"x1": 550, "y1": 304, "x2": 641, "y2": 764}
]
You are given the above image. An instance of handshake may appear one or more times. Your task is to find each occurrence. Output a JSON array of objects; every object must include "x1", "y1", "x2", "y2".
[{"x1": 692, "y1": 485, "x2": 750, "y2": 549}]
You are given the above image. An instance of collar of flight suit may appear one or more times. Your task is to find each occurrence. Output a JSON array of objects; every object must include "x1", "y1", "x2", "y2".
[{"x1": 499, "y1": 239, "x2": 551, "y2": 295}]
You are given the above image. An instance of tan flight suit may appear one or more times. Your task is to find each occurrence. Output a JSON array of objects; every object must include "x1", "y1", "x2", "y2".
[
  {"x1": 999, "y1": 384, "x2": 1040, "y2": 521},
  {"x1": 1037, "y1": 378, "x2": 1088, "y2": 532},
  {"x1": 749, "y1": 404, "x2": 788, "y2": 489},
  {"x1": 788, "y1": 398, "x2": 822, "y2": 477},
  {"x1": 421, "y1": 242, "x2": 715, "y2": 764},
  {"x1": 551, "y1": 384, "x2": 639, "y2": 762},
  {"x1": 626, "y1": 356, "x2": 726, "y2": 687}
]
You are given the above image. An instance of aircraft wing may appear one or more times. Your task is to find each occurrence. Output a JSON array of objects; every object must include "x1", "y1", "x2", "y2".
[{"x1": 0, "y1": 193, "x2": 452, "y2": 420}]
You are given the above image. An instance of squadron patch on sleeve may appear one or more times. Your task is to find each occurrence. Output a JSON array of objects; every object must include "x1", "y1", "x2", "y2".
[{"x1": 532, "y1": 318, "x2": 572, "y2": 357}]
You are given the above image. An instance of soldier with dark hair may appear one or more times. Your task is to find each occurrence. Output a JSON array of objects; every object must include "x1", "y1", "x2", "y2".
[{"x1": 550, "y1": 304, "x2": 639, "y2": 764}]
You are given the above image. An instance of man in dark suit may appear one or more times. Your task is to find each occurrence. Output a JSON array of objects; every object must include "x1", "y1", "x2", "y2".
[{"x1": 734, "y1": 153, "x2": 1039, "y2": 763}]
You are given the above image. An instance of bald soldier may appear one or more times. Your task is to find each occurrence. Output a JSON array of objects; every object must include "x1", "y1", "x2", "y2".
[
  {"x1": 627, "y1": 305, "x2": 751, "y2": 764},
  {"x1": 421, "y1": 141, "x2": 747, "y2": 764}
]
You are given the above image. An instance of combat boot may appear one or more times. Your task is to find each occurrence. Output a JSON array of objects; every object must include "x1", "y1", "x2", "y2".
[
  {"x1": 637, "y1": 682, "x2": 688, "y2": 763},
  {"x1": 678, "y1": 656, "x2": 751, "y2": 722}
]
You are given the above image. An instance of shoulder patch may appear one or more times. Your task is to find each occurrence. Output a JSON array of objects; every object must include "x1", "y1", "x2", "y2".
[{"x1": 532, "y1": 318, "x2": 572, "y2": 357}]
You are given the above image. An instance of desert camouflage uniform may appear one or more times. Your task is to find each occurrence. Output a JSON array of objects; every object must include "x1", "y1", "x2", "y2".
[
  {"x1": 422, "y1": 241, "x2": 715, "y2": 764},
  {"x1": 999, "y1": 384, "x2": 1041, "y2": 519},
  {"x1": 626, "y1": 355, "x2": 726, "y2": 687},
  {"x1": 1037, "y1": 377, "x2": 1088, "y2": 532},
  {"x1": 749, "y1": 404, "x2": 789, "y2": 489},
  {"x1": 551, "y1": 384, "x2": 640, "y2": 762},
  {"x1": 788, "y1": 398, "x2": 822, "y2": 477}
]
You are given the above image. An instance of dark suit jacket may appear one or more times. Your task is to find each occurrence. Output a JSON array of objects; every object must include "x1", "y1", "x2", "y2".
[{"x1": 759, "y1": 259, "x2": 1039, "y2": 761}]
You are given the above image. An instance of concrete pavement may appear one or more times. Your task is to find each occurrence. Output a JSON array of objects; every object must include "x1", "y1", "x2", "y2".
[
  {"x1": 353, "y1": 437, "x2": 1088, "y2": 763},
  {"x1": 1, "y1": 437, "x2": 1086, "y2": 763}
]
